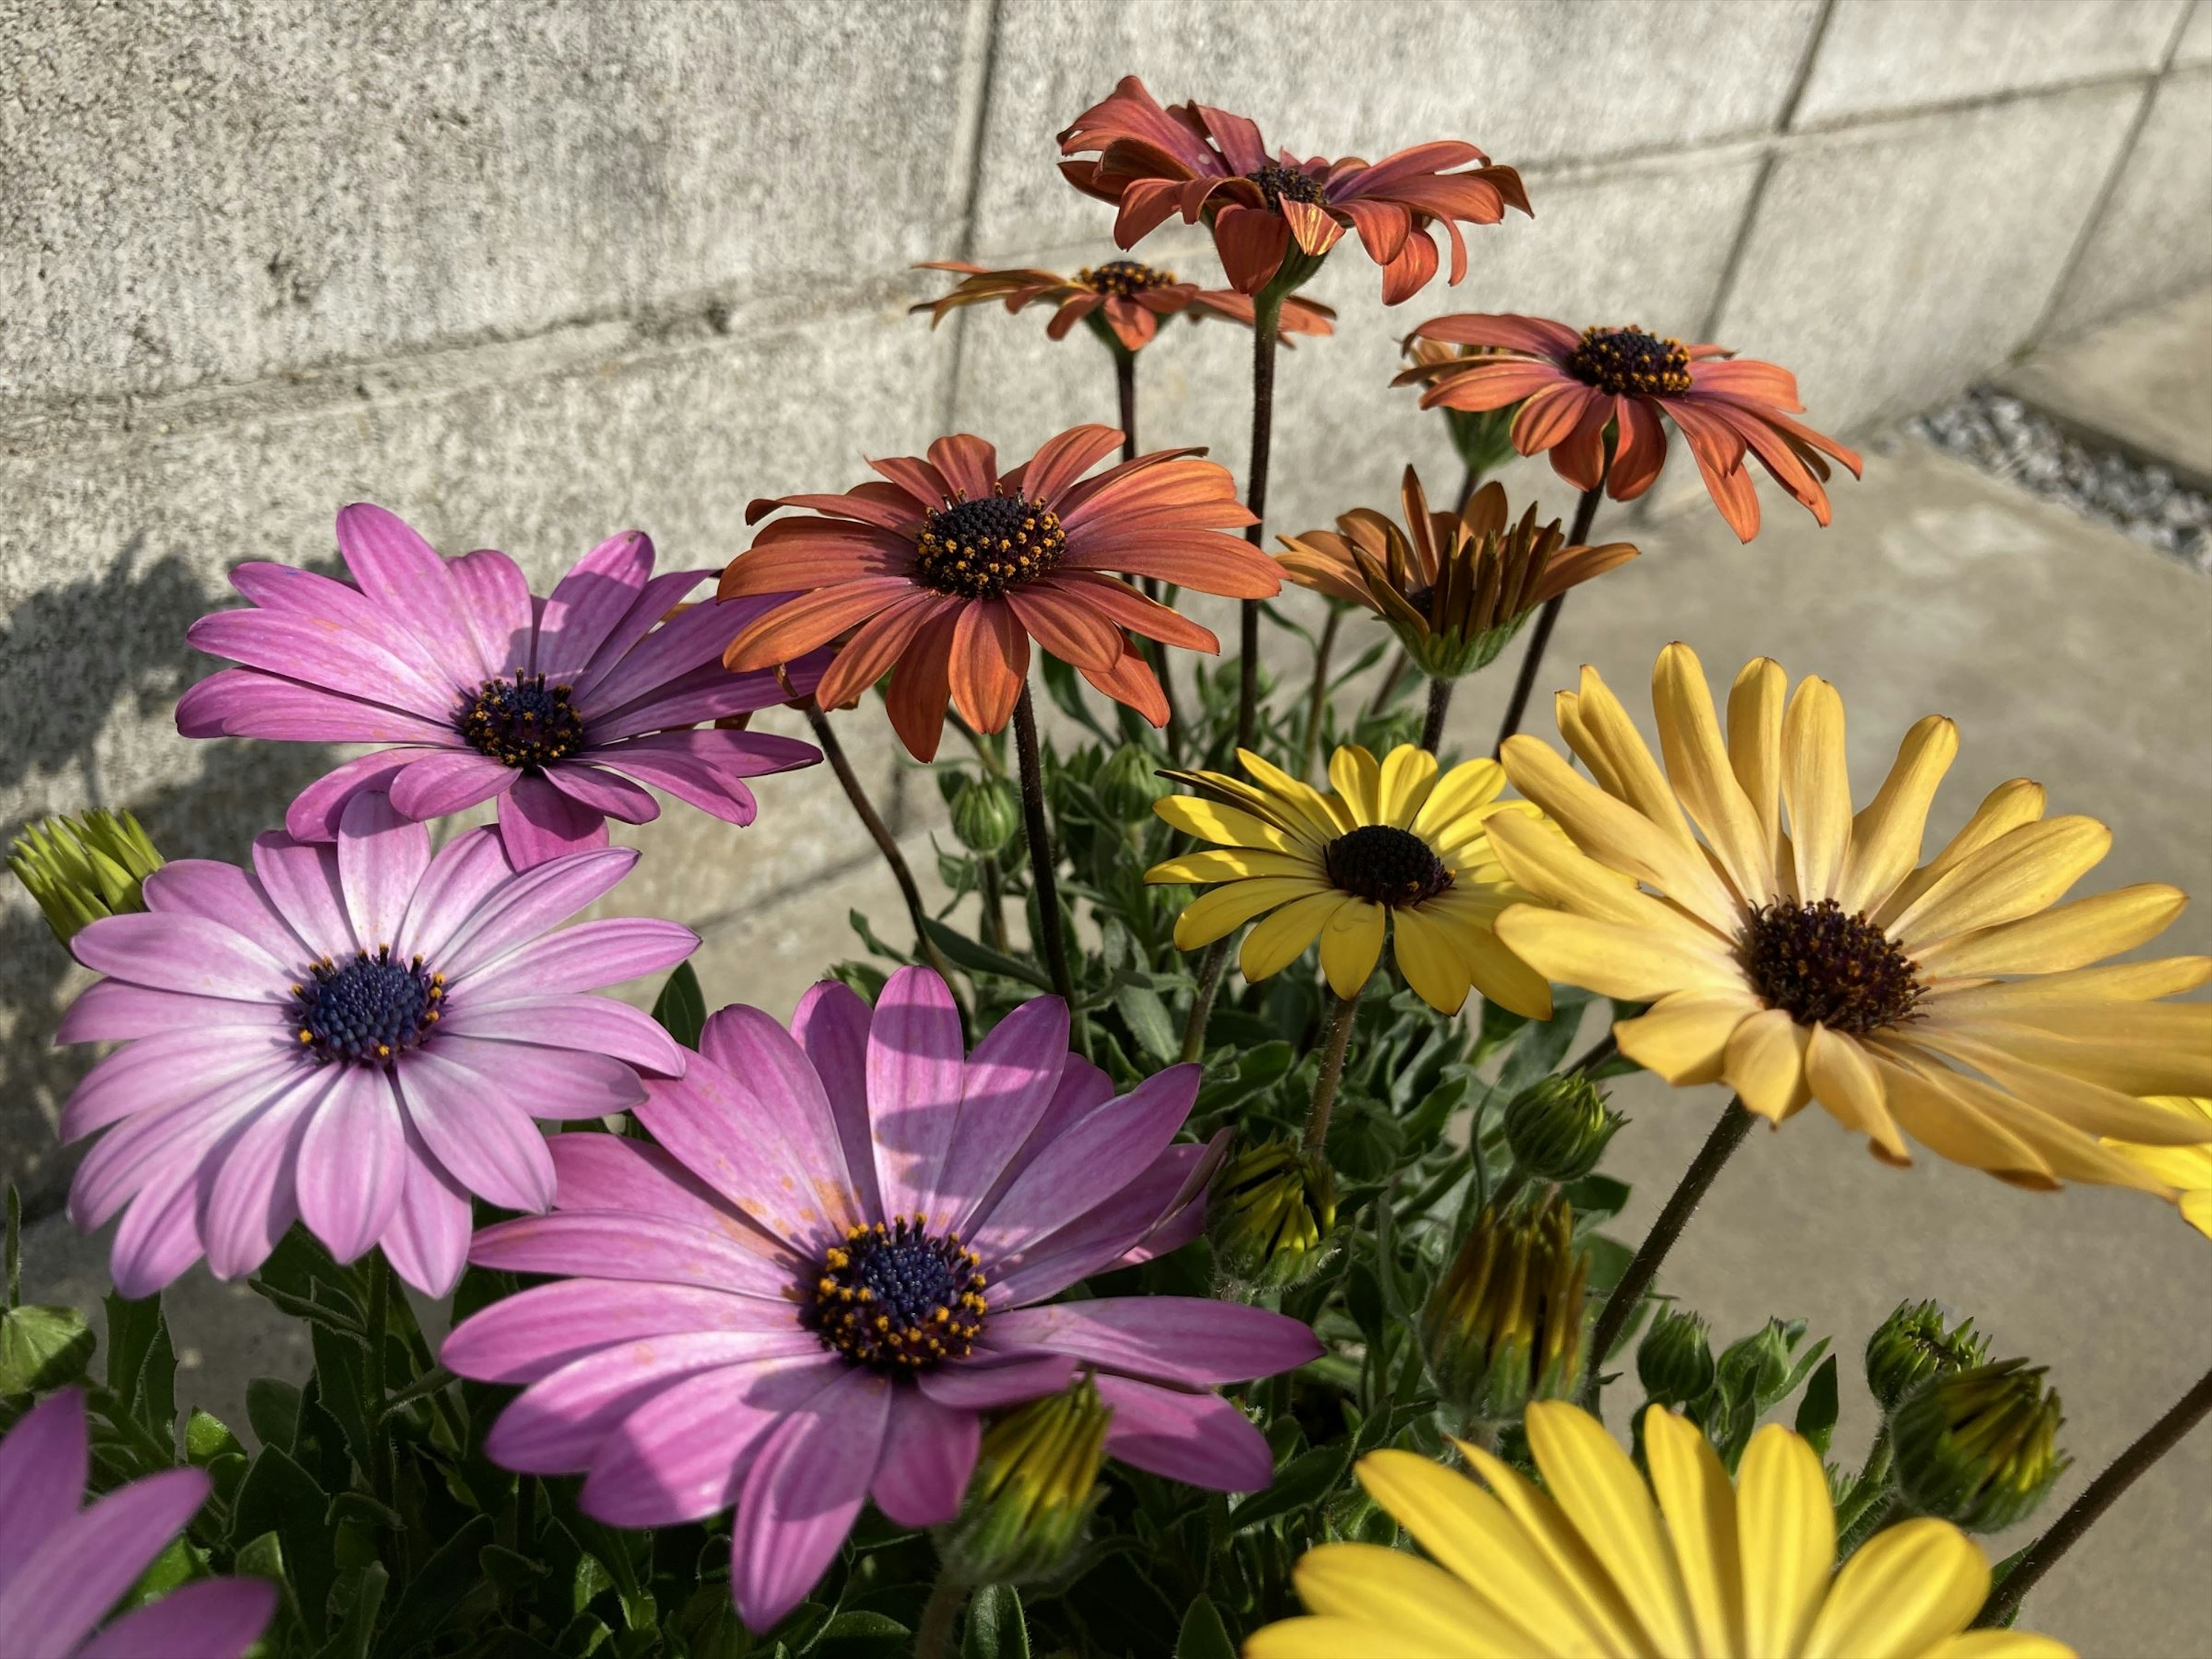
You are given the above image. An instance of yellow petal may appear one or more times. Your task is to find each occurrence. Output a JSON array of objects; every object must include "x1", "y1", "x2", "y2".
[
  {"x1": 1391, "y1": 903, "x2": 1475, "y2": 1015},
  {"x1": 2103, "y1": 1135, "x2": 2212, "y2": 1196},
  {"x1": 1654, "y1": 641, "x2": 1777, "y2": 909},
  {"x1": 1615, "y1": 990, "x2": 1762, "y2": 1085},
  {"x1": 1498, "y1": 907, "x2": 1749, "y2": 1003},
  {"x1": 1290, "y1": 1543, "x2": 1530, "y2": 1658},
  {"x1": 1568, "y1": 664, "x2": 1703, "y2": 852},
  {"x1": 1875, "y1": 1044, "x2": 2170, "y2": 1193},
  {"x1": 1908, "y1": 1020, "x2": 2212, "y2": 1142},
  {"x1": 1146, "y1": 848, "x2": 1321, "y2": 885},
  {"x1": 1781, "y1": 675, "x2": 1851, "y2": 902},
  {"x1": 1726, "y1": 657, "x2": 1787, "y2": 857},
  {"x1": 1871, "y1": 1049, "x2": 2055, "y2": 1187},
  {"x1": 1522, "y1": 1402, "x2": 1698, "y2": 1658},
  {"x1": 2181, "y1": 1188, "x2": 2212, "y2": 1239},
  {"x1": 1923, "y1": 1006, "x2": 2212, "y2": 1099},
  {"x1": 1837, "y1": 714, "x2": 1958, "y2": 916},
  {"x1": 1415, "y1": 757, "x2": 1509, "y2": 839},
  {"x1": 1455, "y1": 922, "x2": 1558, "y2": 1021},
  {"x1": 1380, "y1": 744, "x2": 1441, "y2": 825},
  {"x1": 1241, "y1": 891, "x2": 1349, "y2": 982},
  {"x1": 1804, "y1": 1025, "x2": 1910, "y2": 1162},
  {"x1": 1245, "y1": 1615, "x2": 1468, "y2": 1659},
  {"x1": 1891, "y1": 816, "x2": 2115, "y2": 953},
  {"x1": 1319, "y1": 900, "x2": 1387, "y2": 999},
  {"x1": 1457, "y1": 1438, "x2": 1653, "y2": 1659},
  {"x1": 1641, "y1": 1407, "x2": 1742, "y2": 1659},
  {"x1": 1238, "y1": 747, "x2": 1356, "y2": 844},
  {"x1": 1929, "y1": 956, "x2": 2212, "y2": 1009},
  {"x1": 1354, "y1": 1450, "x2": 1593, "y2": 1652},
  {"x1": 1154, "y1": 794, "x2": 1303, "y2": 854},
  {"x1": 1559, "y1": 689, "x2": 1627, "y2": 799},
  {"x1": 1801, "y1": 1518, "x2": 1986, "y2": 1659},
  {"x1": 1922, "y1": 1633, "x2": 2079, "y2": 1659},
  {"x1": 1329, "y1": 744, "x2": 1383, "y2": 825},
  {"x1": 1736, "y1": 1423, "x2": 1835, "y2": 1657},
  {"x1": 1172, "y1": 876, "x2": 1330, "y2": 950},
  {"x1": 1915, "y1": 884, "x2": 2187, "y2": 978},
  {"x1": 1724, "y1": 1008, "x2": 1812, "y2": 1121},
  {"x1": 1873, "y1": 779, "x2": 2047, "y2": 929}
]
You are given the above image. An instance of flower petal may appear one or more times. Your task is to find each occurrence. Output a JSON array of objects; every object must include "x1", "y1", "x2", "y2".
[{"x1": 729, "y1": 1367, "x2": 892, "y2": 1634}]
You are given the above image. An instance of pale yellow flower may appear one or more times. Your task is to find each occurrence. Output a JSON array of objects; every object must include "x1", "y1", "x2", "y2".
[{"x1": 2105, "y1": 1097, "x2": 2212, "y2": 1238}]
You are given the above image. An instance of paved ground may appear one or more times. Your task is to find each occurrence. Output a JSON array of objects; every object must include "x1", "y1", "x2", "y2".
[{"x1": 19, "y1": 294, "x2": 2212, "y2": 1653}]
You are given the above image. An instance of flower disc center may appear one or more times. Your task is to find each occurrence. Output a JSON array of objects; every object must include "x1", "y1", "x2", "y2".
[
  {"x1": 810, "y1": 1218, "x2": 988, "y2": 1373},
  {"x1": 1245, "y1": 162, "x2": 1328, "y2": 212},
  {"x1": 1566, "y1": 326, "x2": 1692, "y2": 397},
  {"x1": 1082, "y1": 258, "x2": 1174, "y2": 298},
  {"x1": 914, "y1": 495, "x2": 1066, "y2": 599},
  {"x1": 1741, "y1": 898, "x2": 1925, "y2": 1035},
  {"x1": 289, "y1": 948, "x2": 445, "y2": 1065},
  {"x1": 459, "y1": 674, "x2": 586, "y2": 770},
  {"x1": 1324, "y1": 824, "x2": 1454, "y2": 908}
]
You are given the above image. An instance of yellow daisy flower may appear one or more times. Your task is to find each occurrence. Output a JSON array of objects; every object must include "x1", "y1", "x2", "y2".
[
  {"x1": 1247, "y1": 1400, "x2": 2075, "y2": 1659},
  {"x1": 2104, "y1": 1097, "x2": 2212, "y2": 1239},
  {"x1": 1145, "y1": 744, "x2": 1552, "y2": 1018},
  {"x1": 1485, "y1": 643, "x2": 2212, "y2": 1192}
]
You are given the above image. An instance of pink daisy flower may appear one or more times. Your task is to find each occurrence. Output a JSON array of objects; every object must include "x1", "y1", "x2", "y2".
[
  {"x1": 177, "y1": 503, "x2": 826, "y2": 867},
  {"x1": 59, "y1": 791, "x2": 694, "y2": 1300},
  {"x1": 0, "y1": 1389, "x2": 273, "y2": 1659},
  {"x1": 442, "y1": 967, "x2": 1321, "y2": 1633}
]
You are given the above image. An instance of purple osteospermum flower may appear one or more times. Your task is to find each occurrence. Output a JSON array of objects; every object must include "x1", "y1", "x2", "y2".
[
  {"x1": 0, "y1": 1389, "x2": 274, "y2": 1659},
  {"x1": 59, "y1": 791, "x2": 694, "y2": 1300},
  {"x1": 442, "y1": 967, "x2": 1321, "y2": 1633},
  {"x1": 177, "y1": 502, "x2": 827, "y2": 867}
]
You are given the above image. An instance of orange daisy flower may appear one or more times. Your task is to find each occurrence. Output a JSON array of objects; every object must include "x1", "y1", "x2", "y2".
[
  {"x1": 911, "y1": 258, "x2": 1336, "y2": 352},
  {"x1": 1396, "y1": 313, "x2": 1863, "y2": 541},
  {"x1": 719, "y1": 427, "x2": 1277, "y2": 760},
  {"x1": 1056, "y1": 76, "x2": 1529, "y2": 304}
]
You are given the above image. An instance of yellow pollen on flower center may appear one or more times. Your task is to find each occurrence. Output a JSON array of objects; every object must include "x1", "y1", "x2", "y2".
[
  {"x1": 914, "y1": 494, "x2": 1067, "y2": 599},
  {"x1": 1324, "y1": 824, "x2": 1454, "y2": 908},
  {"x1": 808, "y1": 1217, "x2": 989, "y2": 1373},
  {"x1": 1080, "y1": 259, "x2": 1175, "y2": 298},
  {"x1": 1741, "y1": 898, "x2": 1926, "y2": 1035},
  {"x1": 1566, "y1": 325, "x2": 1693, "y2": 397}
]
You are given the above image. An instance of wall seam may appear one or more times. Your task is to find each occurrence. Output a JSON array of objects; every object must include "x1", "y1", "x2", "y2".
[{"x1": 932, "y1": 0, "x2": 1006, "y2": 445}]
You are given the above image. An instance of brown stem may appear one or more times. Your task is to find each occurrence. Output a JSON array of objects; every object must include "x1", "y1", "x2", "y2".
[
  {"x1": 1238, "y1": 291, "x2": 1284, "y2": 752},
  {"x1": 1492, "y1": 482, "x2": 1604, "y2": 757},
  {"x1": 1421, "y1": 676, "x2": 1455, "y2": 754},
  {"x1": 1302, "y1": 992, "x2": 1361, "y2": 1153},
  {"x1": 801, "y1": 699, "x2": 952, "y2": 981},
  {"x1": 1301, "y1": 606, "x2": 1344, "y2": 781},
  {"x1": 1452, "y1": 461, "x2": 1483, "y2": 517},
  {"x1": 1012, "y1": 684, "x2": 1086, "y2": 1051},
  {"x1": 1179, "y1": 935, "x2": 1232, "y2": 1063},
  {"x1": 1975, "y1": 1363, "x2": 2212, "y2": 1628},
  {"x1": 1581, "y1": 1098, "x2": 1755, "y2": 1397},
  {"x1": 914, "y1": 1573, "x2": 967, "y2": 1659},
  {"x1": 1568, "y1": 1031, "x2": 1619, "y2": 1076},
  {"x1": 1114, "y1": 345, "x2": 1138, "y2": 463}
]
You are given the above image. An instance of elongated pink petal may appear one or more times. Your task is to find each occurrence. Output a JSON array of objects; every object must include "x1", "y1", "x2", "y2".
[
  {"x1": 177, "y1": 668, "x2": 460, "y2": 745},
  {"x1": 536, "y1": 532, "x2": 655, "y2": 684},
  {"x1": 0, "y1": 1467, "x2": 211, "y2": 1659},
  {"x1": 543, "y1": 762, "x2": 662, "y2": 825},
  {"x1": 544, "y1": 1134, "x2": 770, "y2": 1244},
  {"x1": 335, "y1": 503, "x2": 491, "y2": 688},
  {"x1": 443, "y1": 1279, "x2": 800, "y2": 1384},
  {"x1": 866, "y1": 967, "x2": 968, "y2": 1224},
  {"x1": 249, "y1": 834, "x2": 353, "y2": 956},
  {"x1": 468, "y1": 1211, "x2": 798, "y2": 1298},
  {"x1": 437, "y1": 847, "x2": 638, "y2": 979},
  {"x1": 914, "y1": 1352, "x2": 1076, "y2": 1410},
  {"x1": 448, "y1": 546, "x2": 537, "y2": 677},
  {"x1": 729, "y1": 1366, "x2": 892, "y2": 1633},
  {"x1": 1093, "y1": 1376, "x2": 1275, "y2": 1491},
  {"x1": 335, "y1": 793, "x2": 430, "y2": 950},
  {"x1": 137, "y1": 860, "x2": 296, "y2": 973},
  {"x1": 460, "y1": 918, "x2": 699, "y2": 1000},
  {"x1": 869, "y1": 1388, "x2": 980, "y2": 1528},
  {"x1": 377, "y1": 1117, "x2": 474, "y2": 1297},
  {"x1": 393, "y1": 826, "x2": 514, "y2": 964},
  {"x1": 56, "y1": 983, "x2": 272, "y2": 1046},
  {"x1": 70, "y1": 912, "x2": 287, "y2": 1002},
  {"x1": 0, "y1": 1393, "x2": 89, "y2": 1599},
  {"x1": 987, "y1": 1139, "x2": 1217, "y2": 1308},
  {"x1": 429, "y1": 1033, "x2": 646, "y2": 1121},
  {"x1": 984, "y1": 1297, "x2": 1320, "y2": 1385},
  {"x1": 495, "y1": 774, "x2": 611, "y2": 868},
  {"x1": 441, "y1": 995, "x2": 684, "y2": 1075},
  {"x1": 791, "y1": 980, "x2": 885, "y2": 1223},
  {"x1": 935, "y1": 996, "x2": 1070, "y2": 1233},
  {"x1": 296, "y1": 1067, "x2": 407, "y2": 1263},
  {"x1": 387, "y1": 750, "x2": 520, "y2": 821},
  {"x1": 282, "y1": 751, "x2": 416, "y2": 843},
  {"x1": 59, "y1": 1033, "x2": 293, "y2": 1145},
  {"x1": 393, "y1": 1050, "x2": 556, "y2": 1211},
  {"x1": 200, "y1": 1073, "x2": 327, "y2": 1280},
  {"x1": 74, "y1": 1576, "x2": 275, "y2": 1659}
]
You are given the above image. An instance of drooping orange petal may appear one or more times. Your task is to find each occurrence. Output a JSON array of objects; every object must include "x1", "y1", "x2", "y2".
[
  {"x1": 1213, "y1": 204, "x2": 1290, "y2": 293},
  {"x1": 1017, "y1": 425, "x2": 1127, "y2": 505},
  {"x1": 948, "y1": 599, "x2": 1030, "y2": 733},
  {"x1": 884, "y1": 608, "x2": 961, "y2": 762},
  {"x1": 1005, "y1": 587, "x2": 1124, "y2": 673},
  {"x1": 927, "y1": 435, "x2": 1001, "y2": 501},
  {"x1": 1081, "y1": 639, "x2": 1171, "y2": 726},
  {"x1": 723, "y1": 578, "x2": 915, "y2": 671},
  {"x1": 812, "y1": 590, "x2": 955, "y2": 711}
]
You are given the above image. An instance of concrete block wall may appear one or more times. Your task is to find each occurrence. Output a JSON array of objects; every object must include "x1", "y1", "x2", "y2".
[{"x1": 4, "y1": 0, "x2": 2208, "y2": 1211}]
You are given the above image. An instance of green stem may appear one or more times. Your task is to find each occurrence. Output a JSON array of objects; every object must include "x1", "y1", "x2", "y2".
[
  {"x1": 803, "y1": 698, "x2": 956, "y2": 984},
  {"x1": 1179, "y1": 935, "x2": 1232, "y2": 1063},
  {"x1": 1237, "y1": 289, "x2": 1284, "y2": 752},
  {"x1": 978, "y1": 853, "x2": 1007, "y2": 952},
  {"x1": 1013, "y1": 684, "x2": 1086, "y2": 1053},
  {"x1": 914, "y1": 1571, "x2": 968, "y2": 1659},
  {"x1": 1302, "y1": 993, "x2": 1361, "y2": 1154},
  {"x1": 363, "y1": 1255, "x2": 392, "y2": 1506},
  {"x1": 1301, "y1": 606, "x2": 1344, "y2": 781},
  {"x1": 1492, "y1": 482, "x2": 1604, "y2": 757},
  {"x1": 1421, "y1": 675, "x2": 1455, "y2": 755},
  {"x1": 1834, "y1": 1426, "x2": 1897, "y2": 1554}
]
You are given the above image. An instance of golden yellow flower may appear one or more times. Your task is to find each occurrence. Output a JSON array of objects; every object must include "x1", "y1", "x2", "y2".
[
  {"x1": 2104, "y1": 1097, "x2": 2212, "y2": 1238},
  {"x1": 1247, "y1": 1401, "x2": 2074, "y2": 1659},
  {"x1": 1486, "y1": 643, "x2": 2212, "y2": 1192},
  {"x1": 1146, "y1": 744, "x2": 1551, "y2": 1017}
]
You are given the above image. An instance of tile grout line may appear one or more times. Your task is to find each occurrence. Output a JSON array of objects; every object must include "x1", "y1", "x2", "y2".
[{"x1": 932, "y1": 0, "x2": 1005, "y2": 445}]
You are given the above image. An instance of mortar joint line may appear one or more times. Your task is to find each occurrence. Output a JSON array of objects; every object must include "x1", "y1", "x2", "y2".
[{"x1": 934, "y1": 0, "x2": 1005, "y2": 439}]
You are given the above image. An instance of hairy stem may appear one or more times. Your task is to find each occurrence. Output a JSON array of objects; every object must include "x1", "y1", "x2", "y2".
[
  {"x1": 1302, "y1": 992, "x2": 1361, "y2": 1154},
  {"x1": 1013, "y1": 684, "x2": 1086, "y2": 1052},
  {"x1": 1238, "y1": 290, "x2": 1284, "y2": 751},
  {"x1": 802, "y1": 699, "x2": 953, "y2": 982},
  {"x1": 1114, "y1": 344, "x2": 1138, "y2": 463},
  {"x1": 1179, "y1": 936, "x2": 1233, "y2": 1063},
  {"x1": 1567, "y1": 1031, "x2": 1620, "y2": 1076},
  {"x1": 1301, "y1": 606, "x2": 1344, "y2": 781},
  {"x1": 978, "y1": 853, "x2": 1007, "y2": 952},
  {"x1": 1421, "y1": 675, "x2": 1455, "y2": 754},
  {"x1": 914, "y1": 1573, "x2": 968, "y2": 1659},
  {"x1": 1493, "y1": 482, "x2": 1604, "y2": 757}
]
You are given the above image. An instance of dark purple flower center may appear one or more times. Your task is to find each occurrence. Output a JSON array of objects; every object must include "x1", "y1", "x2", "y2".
[
  {"x1": 289, "y1": 947, "x2": 445, "y2": 1065},
  {"x1": 459, "y1": 673, "x2": 587, "y2": 770},
  {"x1": 1244, "y1": 162, "x2": 1327, "y2": 212},
  {"x1": 914, "y1": 494, "x2": 1066, "y2": 599},
  {"x1": 1741, "y1": 898, "x2": 1925, "y2": 1035},
  {"x1": 1081, "y1": 258, "x2": 1175, "y2": 298},
  {"x1": 1324, "y1": 824, "x2": 1453, "y2": 908},
  {"x1": 810, "y1": 1218, "x2": 988, "y2": 1373},
  {"x1": 1566, "y1": 325, "x2": 1693, "y2": 397}
]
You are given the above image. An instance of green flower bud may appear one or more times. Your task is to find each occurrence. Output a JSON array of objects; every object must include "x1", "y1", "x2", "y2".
[
  {"x1": 1445, "y1": 405, "x2": 1518, "y2": 481},
  {"x1": 1866, "y1": 1300, "x2": 1991, "y2": 1413},
  {"x1": 1421, "y1": 1191, "x2": 1588, "y2": 1429},
  {"x1": 1637, "y1": 1308, "x2": 1716, "y2": 1408},
  {"x1": 9, "y1": 809, "x2": 165, "y2": 947},
  {"x1": 1893, "y1": 1358, "x2": 2069, "y2": 1534},
  {"x1": 938, "y1": 1377, "x2": 1112, "y2": 1586},
  {"x1": 1210, "y1": 1142, "x2": 1338, "y2": 1290},
  {"x1": 1503, "y1": 1075, "x2": 1625, "y2": 1183},
  {"x1": 1094, "y1": 744, "x2": 1169, "y2": 821},
  {"x1": 949, "y1": 775, "x2": 1021, "y2": 856}
]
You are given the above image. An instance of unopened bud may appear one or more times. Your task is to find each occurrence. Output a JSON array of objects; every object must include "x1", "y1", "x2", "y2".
[
  {"x1": 1210, "y1": 1142, "x2": 1338, "y2": 1290},
  {"x1": 1893, "y1": 1358, "x2": 2069, "y2": 1534},
  {"x1": 1866, "y1": 1300, "x2": 1990, "y2": 1413},
  {"x1": 1445, "y1": 405, "x2": 1518, "y2": 481},
  {"x1": 1095, "y1": 744, "x2": 1170, "y2": 821},
  {"x1": 1421, "y1": 1192, "x2": 1588, "y2": 1428},
  {"x1": 1637, "y1": 1308, "x2": 1716, "y2": 1408},
  {"x1": 939, "y1": 1378, "x2": 1112, "y2": 1586},
  {"x1": 950, "y1": 776, "x2": 1021, "y2": 856},
  {"x1": 9, "y1": 810, "x2": 165, "y2": 947},
  {"x1": 1503, "y1": 1075, "x2": 1624, "y2": 1183}
]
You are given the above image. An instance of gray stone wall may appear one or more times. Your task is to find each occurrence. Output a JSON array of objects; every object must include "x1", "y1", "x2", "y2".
[{"x1": 5, "y1": 0, "x2": 2208, "y2": 1211}]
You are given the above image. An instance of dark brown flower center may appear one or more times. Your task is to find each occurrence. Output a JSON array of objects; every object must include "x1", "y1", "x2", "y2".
[
  {"x1": 1082, "y1": 258, "x2": 1174, "y2": 297},
  {"x1": 459, "y1": 674, "x2": 586, "y2": 770},
  {"x1": 289, "y1": 947, "x2": 444, "y2": 1066},
  {"x1": 915, "y1": 494, "x2": 1067, "y2": 599},
  {"x1": 1741, "y1": 898, "x2": 1925, "y2": 1035},
  {"x1": 1324, "y1": 824, "x2": 1454, "y2": 908},
  {"x1": 1566, "y1": 325, "x2": 1692, "y2": 397},
  {"x1": 1245, "y1": 162, "x2": 1328, "y2": 212},
  {"x1": 810, "y1": 1218, "x2": 988, "y2": 1373}
]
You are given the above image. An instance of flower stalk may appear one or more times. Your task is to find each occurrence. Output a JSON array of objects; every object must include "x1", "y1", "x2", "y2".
[
  {"x1": 1421, "y1": 675, "x2": 1455, "y2": 754},
  {"x1": 1302, "y1": 993, "x2": 1361, "y2": 1153},
  {"x1": 1013, "y1": 685, "x2": 1086, "y2": 1051},
  {"x1": 1301, "y1": 606, "x2": 1344, "y2": 781},
  {"x1": 1238, "y1": 286, "x2": 1284, "y2": 751},
  {"x1": 1179, "y1": 937, "x2": 1233, "y2": 1063},
  {"x1": 1493, "y1": 480, "x2": 1603, "y2": 756}
]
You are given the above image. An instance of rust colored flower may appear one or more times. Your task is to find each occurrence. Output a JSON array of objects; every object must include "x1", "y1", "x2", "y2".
[
  {"x1": 911, "y1": 258, "x2": 1336, "y2": 352},
  {"x1": 1278, "y1": 469, "x2": 1639, "y2": 679},
  {"x1": 719, "y1": 427, "x2": 1277, "y2": 760},
  {"x1": 1057, "y1": 76, "x2": 1529, "y2": 304},
  {"x1": 1396, "y1": 314, "x2": 1863, "y2": 541}
]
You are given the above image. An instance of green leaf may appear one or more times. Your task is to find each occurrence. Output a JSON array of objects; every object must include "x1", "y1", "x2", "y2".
[
  {"x1": 1114, "y1": 980, "x2": 1179, "y2": 1062},
  {"x1": 1795, "y1": 1355, "x2": 1840, "y2": 1457},
  {"x1": 1175, "y1": 1596, "x2": 1237, "y2": 1659},
  {"x1": 1041, "y1": 655, "x2": 1110, "y2": 738},
  {"x1": 103, "y1": 1290, "x2": 162, "y2": 1412},
  {"x1": 920, "y1": 917, "x2": 1052, "y2": 991},
  {"x1": 309, "y1": 1323, "x2": 372, "y2": 1475},
  {"x1": 962, "y1": 1584, "x2": 1029, "y2": 1659},
  {"x1": 123, "y1": 1532, "x2": 196, "y2": 1608},
  {"x1": 1229, "y1": 1439, "x2": 1355, "y2": 1535},
  {"x1": 0, "y1": 1304, "x2": 94, "y2": 1392},
  {"x1": 1560, "y1": 1175, "x2": 1631, "y2": 1230},
  {"x1": 1495, "y1": 990, "x2": 1592, "y2": 1097},
  {"x1": 817, "y1": 1609, "x2": 911, "y2": 1652},
  {"x1": 185, "y1": 1407, "x2": 244, "y2": 1466},
  {"x1": 373, "y1": 1512, "x2": 494, "y2": 1658},
  {"x1": 847, "y1": 908, "x2": 917, "y2": 967},
  {"x1": 1400, "y1": 1075, "x2": 1468, "y2": 1155},
  {"x1": 234, "y1": 1445, "x2": 338, "y2": 1641},
  {"x1": 247, "y1": 1379, "x2": 302, "y2": 1453},
  {"x1": 650, "y1": 960, "x2": 707, "y2": 1050},
  {"x1": 312, "y1": 1562, "x2": 386, "y2": 1659}
]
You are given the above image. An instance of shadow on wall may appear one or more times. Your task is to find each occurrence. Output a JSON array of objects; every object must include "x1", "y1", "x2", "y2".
[{"x1": 2, "y1": 540, "x2": 336, "y2": 1219}]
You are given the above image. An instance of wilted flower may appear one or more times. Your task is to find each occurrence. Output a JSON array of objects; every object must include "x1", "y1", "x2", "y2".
[
  {"x1": 1502, "y1": 1073, "x2": 1624, "y2": 1183},
  {"x1": 912, "y1": 259, "x2": 1334, "y2": 351},
  {"x1": 1638, "y1": 1307, "x2": 1717, "y2": 1408},
  {"x1": 1210, "y1": 1141, "x2": 1338, "y2": 1289},
  {"x1": 1893, "y1": 1359, "x2": 2069, "y2": 1534},
  {"x1": 938, "y1": 1377, "x2": 1113, "y2": 1586},
  {"x1": 1866, "y1": 1300, "x2": 1991, "y2": 1413},
  {"x1": 1419, "y1": 1191, "x2": 1587, "y2": 1427},
  {"x1": 9, "y1": 809, "x2": 165, "y2": 946}
]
